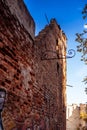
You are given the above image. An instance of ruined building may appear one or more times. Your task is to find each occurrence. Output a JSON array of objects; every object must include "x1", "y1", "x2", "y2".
[
  {"x1": 66, "y1": 104, "x2": 87, "y2": 130},
  {"x1": 0, "y1": 0, "x2": 67, "y2": 130}
]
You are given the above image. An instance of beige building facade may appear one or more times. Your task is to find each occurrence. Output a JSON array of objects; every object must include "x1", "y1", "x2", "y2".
[{"x1": 66, "y1": 104, "x2": 87, "y2": 130}]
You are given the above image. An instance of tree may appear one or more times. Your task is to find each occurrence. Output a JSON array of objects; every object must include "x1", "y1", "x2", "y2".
[{"x1": 75, "y1": 4, "x2": 87, "y2": 85}]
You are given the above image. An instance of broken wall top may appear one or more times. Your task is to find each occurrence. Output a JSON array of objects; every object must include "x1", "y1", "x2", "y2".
[{"x1": 5, "y1": 0, "x2": 35, "y2": 39}]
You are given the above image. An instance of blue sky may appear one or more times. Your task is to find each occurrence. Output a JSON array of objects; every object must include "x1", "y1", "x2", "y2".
[{"x1": 24, "y1": 0, "x2": 87, "y2": 105}]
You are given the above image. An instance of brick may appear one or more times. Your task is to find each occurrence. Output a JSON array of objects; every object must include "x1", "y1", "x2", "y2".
[{"x1": 0, "y1": 0, "x2": 66, "y2": 130}]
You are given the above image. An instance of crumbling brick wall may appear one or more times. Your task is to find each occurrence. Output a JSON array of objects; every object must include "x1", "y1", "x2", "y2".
[
  {"x1": 35, "y1": 19, "x2": 66, "y2": 130},
  {"x1": 0, "y1": 0, "x2": 66, "y2": 130},
  {"x1": 0, "y1": 0, "x2": 36, "y2": 129}
]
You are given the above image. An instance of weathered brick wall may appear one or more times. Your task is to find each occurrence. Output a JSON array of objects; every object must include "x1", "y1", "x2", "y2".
[
  {"x1": 5, "y1": 0, "x2": 35, "y2": 39},
  {"x1": 0, "y1": 0, "x2": 36, "y2": 129},
  {"x1": 0, "y1": 0, "x2": 66, "y2": 129},
  {"x1": 35, "y1": 19, "x2": 66, "y2": 130}
]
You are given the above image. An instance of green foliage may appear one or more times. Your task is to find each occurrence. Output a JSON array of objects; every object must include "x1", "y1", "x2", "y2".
[
  {"x1": 82, "y1": 4, "x2": 87, "y2": 19},
  {"x1": 76, "y1": 4, "x2": 87, "y2": 85},
  {"x1": 83, "y1": 77, "x2": 87, "y2": 84},
  {"x1": 85, "y1": 87, "x2": 87, "y2": 94},
  {"x1": 80, "y1": 112, "x2": 87, "y2": 122}
]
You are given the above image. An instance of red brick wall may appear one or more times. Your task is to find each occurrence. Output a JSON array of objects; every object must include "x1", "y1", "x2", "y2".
[
  {"x1": 0, "y1": 0, "x2": 66, "y2": 129},
  {"x1": 35, "y1": 19, "x2": 66, "y2": 130},
  {"x1": 0, "y1": 0, "x2": 36, "y2": 129}
]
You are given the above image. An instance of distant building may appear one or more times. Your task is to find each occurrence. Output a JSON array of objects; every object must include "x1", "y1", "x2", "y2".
[{"x1": 66, "y1": 104, "x2": 87, "y2": 130}]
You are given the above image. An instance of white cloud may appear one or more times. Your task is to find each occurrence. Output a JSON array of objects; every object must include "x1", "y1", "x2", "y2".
[{"x1": 84, "y1": 24, "x2": 87, "y2": 29}]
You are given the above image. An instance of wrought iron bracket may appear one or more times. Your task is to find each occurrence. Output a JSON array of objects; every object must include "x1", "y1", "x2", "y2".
[{"x1": 41, "y1": 49, "x2": 76, "y2": 60}]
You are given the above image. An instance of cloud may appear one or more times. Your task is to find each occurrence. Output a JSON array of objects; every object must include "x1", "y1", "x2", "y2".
[{"x1": 84, "y1": 24, "x2": 87, "y2": 29}]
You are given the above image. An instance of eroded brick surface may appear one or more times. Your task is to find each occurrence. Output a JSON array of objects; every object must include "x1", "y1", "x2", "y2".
[
  {"x1": 0, "y1": 0, "x2": 66, "y2": 130},
  {"x1": 34, "y1": 19, "x2": 66, "y2": 130}
]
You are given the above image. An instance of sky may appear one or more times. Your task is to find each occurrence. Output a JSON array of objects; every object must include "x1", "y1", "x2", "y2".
[{"x1": 23, "y1": 0, "x2": 87, "y2": 105}]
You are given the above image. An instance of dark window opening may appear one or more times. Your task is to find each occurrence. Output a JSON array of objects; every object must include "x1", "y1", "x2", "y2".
[{"x1": 57, "y1": 62, "x2": 59, "y2": 73}]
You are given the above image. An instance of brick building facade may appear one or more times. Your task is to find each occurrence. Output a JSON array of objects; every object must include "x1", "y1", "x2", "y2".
[{"x1": 0, "y1": 0, "x2": 67, "y2": 129}]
